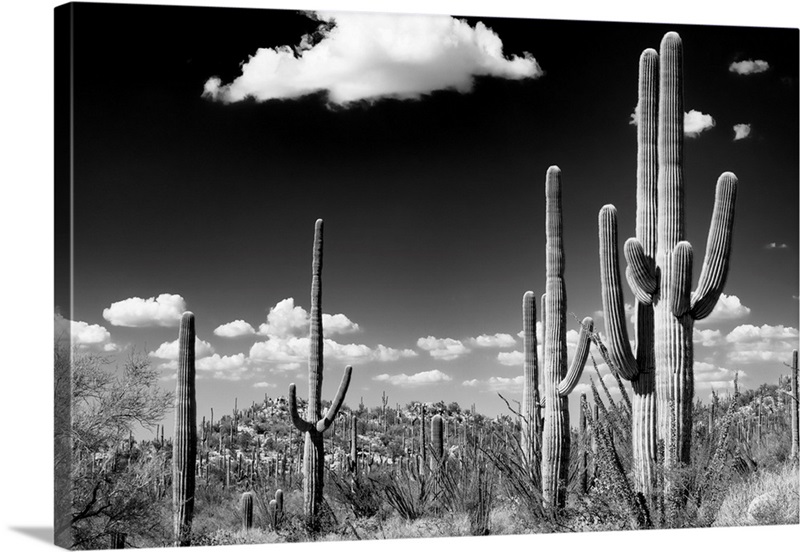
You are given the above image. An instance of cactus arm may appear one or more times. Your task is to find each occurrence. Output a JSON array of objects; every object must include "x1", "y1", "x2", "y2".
[
  {"x1": 557, "y1": 317, "x2": 594, "y2": 397},
  {"x1": 670, "y1": 241, "x2": 693, "y2": 317},
  {"x1": 624, "y1": 238, "x2": 658, "y2": 304},
  {"x1": 690, "y1": 172, "x2": 738, "y2": 320},
  {"x1": 288, "y1": 383, "x2": 314, "y2": 433},
  {"x1": 315, "y1": 365, "x2": 353, "y2": 433},
  {"x1": 599, "y1": 205, "x2": 639, "y2": 380}
]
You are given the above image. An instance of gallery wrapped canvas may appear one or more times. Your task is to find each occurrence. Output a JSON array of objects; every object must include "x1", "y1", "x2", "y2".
[{"x1": 53, "y1": 1, "x2": 798, "y2": 549}]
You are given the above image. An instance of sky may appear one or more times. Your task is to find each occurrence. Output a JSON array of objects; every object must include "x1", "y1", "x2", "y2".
[{"x1": 55, "y1": 1, "x2": 799, "y2": 436}]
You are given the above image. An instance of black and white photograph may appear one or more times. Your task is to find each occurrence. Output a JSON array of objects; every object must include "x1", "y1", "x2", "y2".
[{"x1": 4, "y1": 1, "x2": 800, "y2": 551}]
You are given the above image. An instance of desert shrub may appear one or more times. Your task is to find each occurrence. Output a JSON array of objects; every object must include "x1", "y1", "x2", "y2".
[{"x1": 714, "y1": 462, "x2": 800, "y2": 527}]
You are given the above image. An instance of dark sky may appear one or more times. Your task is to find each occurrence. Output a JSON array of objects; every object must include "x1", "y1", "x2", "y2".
[{"x1": 62, "y1": 1, "x2": 798, "y2": 429}]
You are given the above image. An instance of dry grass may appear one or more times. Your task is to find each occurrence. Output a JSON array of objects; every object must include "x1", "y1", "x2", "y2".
[{"x1": 714, "y1": 462, "x2": 799, "y2": 527}]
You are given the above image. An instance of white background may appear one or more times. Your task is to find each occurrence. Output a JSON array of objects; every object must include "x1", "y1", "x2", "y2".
[{"x1": 0, "y1": 1, "x2": 797, "y2": 551}]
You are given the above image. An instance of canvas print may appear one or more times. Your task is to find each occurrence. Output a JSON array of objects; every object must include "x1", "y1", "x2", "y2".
[{"x1": 54, "y1": 2, "x2": 800, "y2": 549}]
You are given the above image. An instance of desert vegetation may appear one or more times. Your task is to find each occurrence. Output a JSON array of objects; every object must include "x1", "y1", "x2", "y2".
[{"x1": 59, "y1": 30, "x2": 799, "y2": 549}]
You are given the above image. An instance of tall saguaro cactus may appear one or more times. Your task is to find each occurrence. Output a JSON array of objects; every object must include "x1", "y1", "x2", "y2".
[
  {"x1": 790, "y1": 350, "x2": 799, "y2": 462},
  {"x1": 597, "y1": 47, "x2": 658, "y2": 496},
  {"x1": 521, "y1": 291, "x2": 541, "y2": 476},
  {"x1": 603, "y1": 32, "x2": 738, "y2": 468},
  {"x1": 540, "y1": 166, "x2": 594, "y2": 508},
  {"x1": 289, "y1": 219, "x2": 353, "y2": 529},
  {"x1": 173, "y1": 311, "x2": 197, "y2": 546}
]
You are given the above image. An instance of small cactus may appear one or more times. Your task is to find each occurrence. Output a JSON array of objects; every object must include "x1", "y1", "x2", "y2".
[
  {"x1": 269, "y1": 489, "x2": 284, "y2": 531},
  {"x1": 241, "y1": 492, "x2": 254, "y2": 532},
  {"x1": 431, "y1": 414, "x2": 444, "y2": 468},
  {"x1": 173, "y1": 312, "x2": 197, "y2": 547}
]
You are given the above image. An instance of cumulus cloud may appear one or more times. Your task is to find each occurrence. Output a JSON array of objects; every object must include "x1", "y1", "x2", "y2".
[
  {"x1": 257, "y1": 298, "x2": 360, "y2": 338},
  {"x1": 696, "y1": 293, "x2": 751, "y2": 325},
  {"x1": 249, "y1": 335, "x2": 415, "y2": 367},
  {"x1": 684, "y1": 110, "x2": 716, "y2": 137},
  {"x1": 733, "y1": 123, "x2": 752, "y2": 141},
  {"x1": 765, "y1": 242, "x2": 789, "y2": 250},
  {"x1": 470, "y1": 333, "x2": 516, "y2": 348},
  {"x1": 462, "y1": 375, "x2": 524, "y2": 392},
  {"x1": 417, "y1": 336, "x2": 470, "y2": 360},
  {"x1": 498, "y1": 350, "x2": 525, "y2": 366},
  {"x1": 725, "y1": 323, "x2": 798, "y2": 364},
  {"x1": 695, "y1": 328, "x2": 724, "y2": 347},
  {"x1": 729, "y1": 59, "x2": 770, "y2": 75},
  {"x1": 214, "y1": 320, "x2": 256, "y2": 338},
  {"x1": 373, "y1": 369, "x2": 452, "y2": 387},
  {"x1": 150, "y1": 337, "x2": 214, "y2": 360},
  {"x1": 203, "y1": 11, "x2": 542, "y2": 106},
  {"x1": 103, "y1": 293, "x2": 187, "y2": 327},
  {"x1": 55, "y1": 314, "x2": 118, "y2": 351},
  {"x1": 197, "y1": 353, "x2": 248, "y2": 380},
  {"x1": 629, "y1": 108, "x2": 716, "y2": 137}
]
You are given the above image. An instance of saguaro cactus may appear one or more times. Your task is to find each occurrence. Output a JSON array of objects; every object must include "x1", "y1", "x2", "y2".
[
  {"x1": 241, "y1": 492, "x2": 254, "y2": 531},
  {"x1": 521, "y1": 291, "x2": 541, "y2": 475},
  {"x1": 288, "y1": 219, "x2": 353, "y2": 529},
  {"x1": 608, "y1": 33, "x2": 737, "y2": 467},
  {"x1": 173, "y1": 311, "x2": 197, "y2": 546},
  {"x1": 597, "y1": 46, "x2": 659, "y2": 496},
  {"x1": 348, "y1": 413, "x2": 358, "y2": 476},
  {"x1": 540, "y1": 166, "x2": 594, "y2": 508},
  {"x1": 790, "y1": 350, "x2": 799, "y2": 462},
  {"x1": 431, "y1": 414, "x2": 444, "y2": 467}
]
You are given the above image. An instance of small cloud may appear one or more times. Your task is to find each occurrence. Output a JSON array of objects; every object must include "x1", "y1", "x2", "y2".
[
  {"x1": 497, "y1": 350, "x2": 524, "y2": 366},
  {"x1": 733, "y1": 123, "x2": 752, "y2": 141},
  {"x1": 102, "y1": 293, "x2": 187, "y2": 327},
  {"x1": 470, "y1": 333, "x2": 516, "y2": 348},
  {"x1": 684, "y1": 110, "x2": 716, "y2": 138},
  {"x1": 765, "y1": 242, "x2": 789, "y2": 250},
  {"x1": 214, "y1": 320, "x2": 256, "y2": 337},
  {"x1": 373, "y1": 369, "x2": 452, "y2": 387},
  {"x1": 630, "y1": 108, "x2": 716, "y2": 137},
  {"x1": 253, "y1": 381, "x2": 276, "y2": 388},
  {"x1": 150, "y1": 337, "x2": 214, "y2": 361},
  {"x1": 55, "y1": 314, "x2": 118, "y2": 351},
  {"x1": 416, "y1": 336, "x2": 470, "y2": 360},
  {"x1": 203, "y1": 11, "x2": 542, "y2": 106},
  {"x1": 729, "y1": 59, "x2": 770, "y2": 75},
  {"x1": 696, "y1": 293, "x2": 751, "y2": 325}
]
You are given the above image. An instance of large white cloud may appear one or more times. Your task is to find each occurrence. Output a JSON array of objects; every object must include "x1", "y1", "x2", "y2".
[
  {"x1": 213, "y1": 320, "x2": 256, "y2": 338},
  {"x1": 696, "y1": 293, "x2": 751, "y2": 325},
  {"x1": 729, "y1": 59, "x2": 770, "y2": 75},
  {"x1": 102, "y1": 293, "x2": 187, "y2": 327},
  {"x1": 497, "y1": 350, "x2": 525, "y2": 366},
  {"x1": 373, "y1": 369, "x2": 452, "y2": 387},
  {"x1": 257, "y1": 298, "x2": 360, "y2": 338},
  {"x1": 150, "y1": 337, "x2": 215, "y2": 360},
  {"x1": 203, "y1": 11, "x2": 542, "y2": 105},
  {"x1": 417, "y1": 336, "x2": 470, "y2": 360}
]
